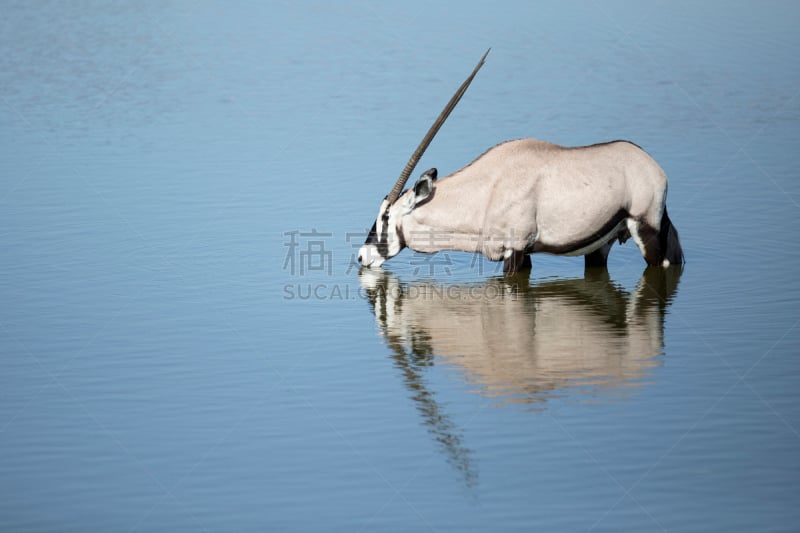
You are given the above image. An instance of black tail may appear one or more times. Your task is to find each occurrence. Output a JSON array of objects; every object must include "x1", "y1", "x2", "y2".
[{"x1": 658, "y1": 207, "x2": 684, "y2": 265}]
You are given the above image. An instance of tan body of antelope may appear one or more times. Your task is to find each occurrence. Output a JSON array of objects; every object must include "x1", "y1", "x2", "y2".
[{"x1": 358, "y1": 50, "x2": 684, "y2": 273}]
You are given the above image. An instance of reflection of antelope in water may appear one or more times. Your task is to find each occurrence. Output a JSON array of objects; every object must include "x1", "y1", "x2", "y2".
[
  {"x1": 361, "y1": 268, "x2": 682, "y2": 405},
  {"x1": 375, "y1": 324, "x2": 479, "y2": 488},
  {"x1": 360, "y1": 267, "x2": 681, "y2": 485}
]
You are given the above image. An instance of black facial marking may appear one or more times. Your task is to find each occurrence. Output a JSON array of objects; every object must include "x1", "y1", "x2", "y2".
[
  {"x1": 363, "y1": 210, "x2": 390, "y2": 258},
  {"x1": 365, "y1": 221, "x2": 378, "y2": 245},
  {"x1": 377, "y1": 210, "x2": 390, "y2": 256}
]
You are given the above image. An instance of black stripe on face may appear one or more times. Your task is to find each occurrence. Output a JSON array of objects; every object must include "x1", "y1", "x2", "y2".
[
  {"x1": 532, "y1": 209, "x2": 629, "y2": 255},
  {"x1": 364, "y1": 210, "x2": 391, "y2": 257},
  {"x1": 365, "y1": 221, "x2": 379, "y2": 244}
]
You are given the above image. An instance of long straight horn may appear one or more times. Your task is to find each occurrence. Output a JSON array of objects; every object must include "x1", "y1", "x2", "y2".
[{"x1": 385, "y1": 48, "x2": 490, "y2": 205}]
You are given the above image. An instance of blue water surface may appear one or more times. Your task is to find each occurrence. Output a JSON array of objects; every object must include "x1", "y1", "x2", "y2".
[{"x1": 1, "y1": 1, "x2": 799, "y2": 531}]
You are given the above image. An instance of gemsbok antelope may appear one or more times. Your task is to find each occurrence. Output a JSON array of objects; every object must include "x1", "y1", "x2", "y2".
[{"x1": 358, "y1": 50, "x2": 684, "y2": 274}]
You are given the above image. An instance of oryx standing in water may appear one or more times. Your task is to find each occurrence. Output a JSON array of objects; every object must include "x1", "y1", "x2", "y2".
[{"x1": 358, "y1": 50, "x2": 684, "y2": 274}]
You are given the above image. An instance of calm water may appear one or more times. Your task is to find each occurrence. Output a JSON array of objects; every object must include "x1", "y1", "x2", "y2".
[{"x1": 2, "y1": 1, "x2": 799, "y2": 531}]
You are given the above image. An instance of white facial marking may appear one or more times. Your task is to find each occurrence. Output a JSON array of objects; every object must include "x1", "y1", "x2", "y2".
[
  {"x1": 376, "y1": 213, "x2": 384, "y2": 239},
  {"x1": 385, "y1": 200, "x2": 405, "y2": 258},
  {"x1": 662, "y1": 259, "x2": 670, "y2": 268},
  {"x1": 358, "y1": 244, "x2": 385, "y2": 268},
  {"x1": 360, "y1": 197, "x2": 409, "y2": 269}
]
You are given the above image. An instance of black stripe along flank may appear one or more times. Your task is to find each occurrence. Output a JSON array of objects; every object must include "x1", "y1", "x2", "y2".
[{"x1": 531, "y1": 209, "x2": 629, "y2": 255}]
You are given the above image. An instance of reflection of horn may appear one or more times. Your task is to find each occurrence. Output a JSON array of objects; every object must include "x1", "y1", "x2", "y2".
[
  {"x1": 359, "y1": 271, "x2": 478, "y2": 487},
  {"x1": 386, "y1": 49, "x2": 490, "y2": 205},
  {"x1": 386, "y1": 342, "x2": 478, "y2": 488},
  {"x1": 360, "y1": 268, "x2": 682, "y2": 485}
]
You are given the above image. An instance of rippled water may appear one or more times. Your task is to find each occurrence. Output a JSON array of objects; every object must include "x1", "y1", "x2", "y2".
[{"x1": 2, "y1": 2, "x2": 799, "y2": 531}]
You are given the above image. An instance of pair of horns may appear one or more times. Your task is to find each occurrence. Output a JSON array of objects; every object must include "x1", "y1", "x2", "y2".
[{"x1": 385, "y1": 48, "x2": 490, "y2": 205}]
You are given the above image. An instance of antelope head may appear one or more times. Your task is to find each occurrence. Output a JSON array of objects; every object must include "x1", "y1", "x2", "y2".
[{"x1": 358, "y1": 49, "x2": 489, "y2": 268}]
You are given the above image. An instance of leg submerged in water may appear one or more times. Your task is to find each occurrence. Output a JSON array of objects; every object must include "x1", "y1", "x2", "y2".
[
  {"x1": 504, "y1": 251, "x2": 531, "y2": 275},
  {"x1": 584, "y1": 242, "x2": 613, "y2": 268}
]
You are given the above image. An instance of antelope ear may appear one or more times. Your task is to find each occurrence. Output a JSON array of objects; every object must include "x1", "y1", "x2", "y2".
[
  {"x1": 403, "y1": 168, "x2": 437, "y2": 213},
  {"x1": 421, "y1": 167, "x2": 438, "y2": 181},
  {"x1": 413, "y1": 168, "x2": 437, "y2": 201}
]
